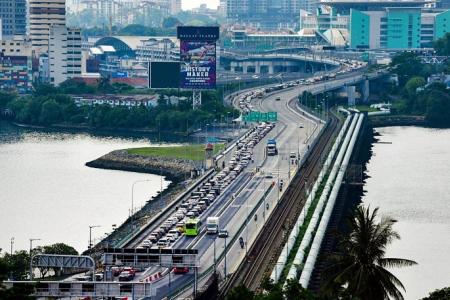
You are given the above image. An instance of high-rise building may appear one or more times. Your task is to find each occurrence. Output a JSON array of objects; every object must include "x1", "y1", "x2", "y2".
[
  {"x1": 226, "y1": 0, "x2": 302, "y2": 29},
  {"x1": 48, "y1": 25, "x2": 82, "y2": 85},
  {"x1": 349, "y1": 7, "x2": 450, "y2": 49},
  {"x1": 29, "y1": 0, "x2": 66, "y2": 54},
  {"x1": 0, "y1": 36, "x2": 32, "y2": 93},
  {"x1": 0, "y1": 0, "x2": 27, "y2": 37},
  {"x1": 169, "y1": 0, "x2": 182, "y2": 15}
]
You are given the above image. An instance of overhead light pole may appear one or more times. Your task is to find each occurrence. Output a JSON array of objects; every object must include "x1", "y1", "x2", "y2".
[
  {"x1": 131, "y1": 179, "x2": 152, "y2": 230},
  {"x1": 29, "y1": 238, "x2": 41, "y2": 281},
  {"x1": 88, "y1": 225, "x2": 100, "y2": 250}
]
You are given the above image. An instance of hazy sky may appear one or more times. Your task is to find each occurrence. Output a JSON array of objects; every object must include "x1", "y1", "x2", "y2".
[{"x1": 182, "y1": 0, "x2": 219, "y2": 10}]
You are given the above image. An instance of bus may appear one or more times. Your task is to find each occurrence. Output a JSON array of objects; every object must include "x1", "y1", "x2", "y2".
[{"x1": 184, "y1": 218, "x2": 201, "y2": 236}]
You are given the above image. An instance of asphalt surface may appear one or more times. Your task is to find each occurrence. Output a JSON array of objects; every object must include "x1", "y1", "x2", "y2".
[{"x1": 130, "y1": 69, "x2": 378, "y2": 299}]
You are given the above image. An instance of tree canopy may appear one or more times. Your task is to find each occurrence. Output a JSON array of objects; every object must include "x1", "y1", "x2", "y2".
[{"x1": 321, "y1": 206, "x2": 417, "y2": 300}]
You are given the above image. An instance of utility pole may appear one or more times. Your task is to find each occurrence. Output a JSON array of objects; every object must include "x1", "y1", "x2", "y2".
[
  {"x1": 89, "y1": 225, "x2": 100, "y2": 250},
  {"x1": 10, "y1": 237, "x2": 14, "y2": 254},
  {"x1": 131, "y1": 179, "x2": 151, "y2": 230},
  {"x1": 29, "y1": 238, "x2": 41, "y2": 281}
]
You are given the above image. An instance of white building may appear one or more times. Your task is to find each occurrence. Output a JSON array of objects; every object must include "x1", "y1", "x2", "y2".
[
  {"x1": 136, "y1": 38, "x2": 179, "y2": 62},
  {"x1": 48, "y1": 25, "x2": 82, "y2": 86},
  {"x1": 72, "y1": 94, "x2": 160, "y2": 108},
  {"x1": 0, "y1": 35, "x2": 32, "y2": 57},
  {"x1": 29, "y1": 0, "x2": 66, "y2": 54}
]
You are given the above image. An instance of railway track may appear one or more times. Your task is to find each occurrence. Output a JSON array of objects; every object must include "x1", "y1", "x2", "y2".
[{"x1": 220, "y1": 111, "x2": 341, "y2": 294}]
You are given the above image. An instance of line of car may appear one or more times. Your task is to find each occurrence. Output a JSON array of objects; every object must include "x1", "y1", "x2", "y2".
[{"x1": 136, "y1": 122, "x2": 275, "y2": 251}]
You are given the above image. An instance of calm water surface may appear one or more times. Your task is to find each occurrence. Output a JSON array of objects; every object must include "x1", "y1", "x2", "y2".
[
  {"x1": 363, "y1": 126, "x2": 450, "y2": 299},
  {"x1": 0, "y1": 122, "x2": 171, "y2": 253}
]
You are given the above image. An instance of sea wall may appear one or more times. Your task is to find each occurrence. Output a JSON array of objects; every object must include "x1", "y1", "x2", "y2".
[{"x1": 86, "y1": 149, "x2": 195, "y2": 183}]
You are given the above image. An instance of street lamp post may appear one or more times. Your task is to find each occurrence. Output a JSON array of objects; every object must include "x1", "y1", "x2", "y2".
[
  {"x1": 29, "y1": 238, "x2": 41, "y2": 280},
  {"x1": 219, "y1": 230, "x2": 229, "y2": 278},
  {"x1": 131, "y1": 179, "x2": 152, "y2": 229},
  {"x1": 213, "y1": 236, "x2": 217, "y2": 274},
  {"x1": 88, "y1": 225, "x2": 100, "y2": 250}
]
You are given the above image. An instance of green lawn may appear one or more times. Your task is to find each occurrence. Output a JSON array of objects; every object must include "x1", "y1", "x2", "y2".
[
  {"x1": 345, "y1": 105, "x2": 379, "y2": 113},
  {"x1": 127, "y1": 143, "x2": 226, "y2": 161}
]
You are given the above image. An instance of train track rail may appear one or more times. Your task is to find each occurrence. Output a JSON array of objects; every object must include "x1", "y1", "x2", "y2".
[{"x1": 220, "y1": 111, "x2": 341, "y2": 294}]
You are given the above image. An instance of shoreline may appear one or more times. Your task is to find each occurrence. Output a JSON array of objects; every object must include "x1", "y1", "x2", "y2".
[
  {"x1": 85, "y1": 149, "x2": 196, "y2": 183},
  {"x1": 9, "y1": 121, "x2": 191, "y2": 138}
]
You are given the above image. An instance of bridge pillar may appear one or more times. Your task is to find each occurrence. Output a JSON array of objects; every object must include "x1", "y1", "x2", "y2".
[
  {"x1": 242, "y1": 62, "x2": 249, "y2": 74},
  {"x1": 268, "y1": 62, "x2": 274, "y2": 74},
  {"x1": 255, "y1": 62, "x2": 261, "y2": 74},
  {"x1": 361, "y1": 79, "x2": 370, "y2": 103},
  {"x1": 347, "y1": 85, "x2": 356, "y2": 106},
  {"x1": 230, "y1": 61, "x2": 238, "y2": 73}
]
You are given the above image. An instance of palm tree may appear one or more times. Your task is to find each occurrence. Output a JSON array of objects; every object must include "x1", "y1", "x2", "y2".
[{"x1": 321, "y1": 205, "x2": 417, "y2": 300}]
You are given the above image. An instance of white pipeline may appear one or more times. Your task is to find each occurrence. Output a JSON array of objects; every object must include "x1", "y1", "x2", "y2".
[
  {"x1": 282, "y1": 114, "x2": 359, "y2": 282},
  {"x1": 269, "y1": 114, "x2": 354, "y2": 283},
  {"x1": 299, "y1": 114, "x2": 364, "y2": 287}
]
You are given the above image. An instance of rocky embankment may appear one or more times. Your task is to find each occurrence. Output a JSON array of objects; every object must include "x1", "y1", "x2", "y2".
[{"x1": 86, "y1": 149, "x2": 194, "y2": 182}]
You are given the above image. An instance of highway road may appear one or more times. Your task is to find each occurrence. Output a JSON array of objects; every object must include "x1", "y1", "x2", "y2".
[
  {"x1": 160, "y1": 69, "x2": 381, "y2": 298},
  {"x1": 97, "y1": 68, "x2": 378, "y2": 300},
  {"x1": 147, "y1": 76, "x2": 324, "y2": 299}
]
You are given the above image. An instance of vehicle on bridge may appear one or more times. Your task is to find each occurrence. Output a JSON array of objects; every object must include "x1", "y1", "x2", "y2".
[
  {"x1": 185, "y1": 218, "x2": 201, "y2": 236},
  {"x1": 206, "y1": 217, "x2": 219, "y2": 234},
  {"x1": 266, "y1": 139, "x2": 278, "y2": 156}
]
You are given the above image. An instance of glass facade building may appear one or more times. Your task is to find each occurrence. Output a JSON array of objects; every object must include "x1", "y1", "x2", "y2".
[{"x1": 0, "y1": 0, "x2": 27, "y2": 37}]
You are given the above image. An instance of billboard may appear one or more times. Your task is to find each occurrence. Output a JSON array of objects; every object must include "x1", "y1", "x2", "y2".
[
  {"x1": 177, "y1": 26, "x2": 219, "y2": 90},
  {"x1": 180, "y1": 40, "x2": 216, "y2": 89},
  {"x1": 149, "y1": 61, "x2": 180, "y2": 89}
]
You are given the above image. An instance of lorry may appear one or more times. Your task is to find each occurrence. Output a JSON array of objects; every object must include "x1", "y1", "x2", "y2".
[
  {"x1": 206, "y1": 217, "x2": 219, "y2": 234},
  {"x1": 266, "y1": 139, "x2": 278, "y2": 156}
]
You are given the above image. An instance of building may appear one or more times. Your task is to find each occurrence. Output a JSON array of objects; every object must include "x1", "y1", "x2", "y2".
[
  {"x1": 0, "y1": 35, "x2": 32, "y2": 93},
  {"x1": 350, "y1": 8, "x2": 450, "y2": 49},
  {"x1": 0, "y1": 0, "x2": 27, "y2": 37},
  {"x1": 297, "y1": 0, "x2": 450, "y2": 49},
  {"x1": 226, "y1": 0, "x2": 303, "y2": 30},
  {"x1": 169, "y1": 0, "x2": 181, "y2": 15},
  {"x1": 228, "y1": 28, "x2": 328, "y2": 50},
  {"x1": 0, "y1": 35, "x2": 32, "y2": 57},
  {"x1": 72, "y1": 94, "x2": 161, "y2": 108},
  {"x1": 136, "y1": 38, "x2": 179, "y2": 62},
  {"x1": 29, "y1": 0, "x2": 66, "y2": 54},
  {"x1": 48, "y1": 26, "x2": 82, "y2": 85}
]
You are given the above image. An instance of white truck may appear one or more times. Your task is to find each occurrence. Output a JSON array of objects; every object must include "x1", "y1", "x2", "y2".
[{"x1": 206, "y1": 217, "x2": 219, "y2": 234}]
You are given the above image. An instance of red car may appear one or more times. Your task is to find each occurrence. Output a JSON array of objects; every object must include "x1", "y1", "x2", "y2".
[
  {"x1": 172, "y1": 267, "x2": 189, "y2": 274},
  {"x1": 122, "y1": 267, "x2": 137, "y2": 276}
]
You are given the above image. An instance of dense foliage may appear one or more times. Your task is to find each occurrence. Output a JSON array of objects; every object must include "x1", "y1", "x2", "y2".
[
  {"x1": 433, "y1": 32, "x2": 450, "y2": 56},
  {"x1": 322, "y1": 206, "x2": 416, "y2": 300},
  {"x1": 421, "y1": 287, "x2": 450, "y2": 300},
  {"x1": 117, "y1": 24, "x2": 176, "y2": 36},
  {"x1": 1, "y1": 80, "x2": 237, "y2": 132},
  {"x1": 390, "y1": 49, "x2": 450, "y2": 127},
  {"x1": 0, "y1": 243, "x2": 78, "y2": 298},
  {"x1": 226, "y1": 278, "x2": 317, "y2": 300}
]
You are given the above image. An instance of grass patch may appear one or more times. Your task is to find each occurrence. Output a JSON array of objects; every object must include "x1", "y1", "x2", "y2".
[{"x1": 127, "y1": 143, "x2": 225, "y2": 161}]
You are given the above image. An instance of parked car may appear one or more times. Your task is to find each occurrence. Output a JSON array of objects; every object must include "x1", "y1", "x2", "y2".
[
  {"x1": 172, "y1": 267, "x2": 189, "y2": 274},
  {"x1": 118, "y1": 271, "x2": 134, "y2": 281}
]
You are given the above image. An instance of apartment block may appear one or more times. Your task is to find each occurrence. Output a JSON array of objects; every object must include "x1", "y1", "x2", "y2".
[
  {"x1": 29, "y1": 0, "x2": 66, "y2": 54},
  {"x1": 48, "y1": 25, "x2": 82, "y2": 85},
  {"x1": 0, "y1": 0, "x2": 27, "y2": 37}
]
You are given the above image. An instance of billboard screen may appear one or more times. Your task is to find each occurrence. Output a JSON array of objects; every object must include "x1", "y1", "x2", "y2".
[
  {"x1": 180, "y1": 40, "x2": 216, "y2": 89},
  {"x1": 149, "y1": 61, "x2": 180, "y2": 89}
]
